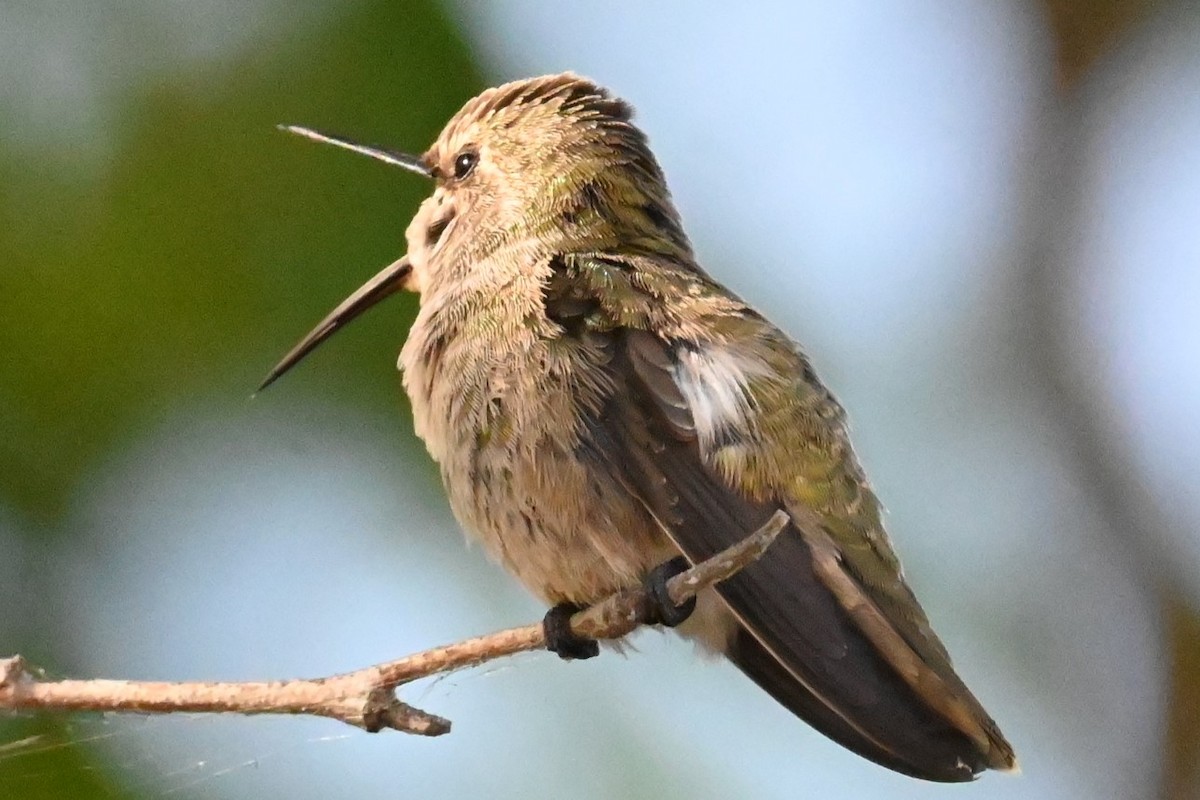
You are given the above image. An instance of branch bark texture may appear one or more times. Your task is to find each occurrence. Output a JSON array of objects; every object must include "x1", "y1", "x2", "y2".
[{"x1": 1, "y1": 511, "x2": 788, "y2": 736}]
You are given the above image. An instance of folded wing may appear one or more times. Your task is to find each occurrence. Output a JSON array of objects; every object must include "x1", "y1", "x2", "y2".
[{"x1": 562, "y1": 253, "x2": 1015, "y2": 781}]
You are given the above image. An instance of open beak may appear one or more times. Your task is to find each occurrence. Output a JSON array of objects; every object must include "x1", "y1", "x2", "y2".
[
  {"x1": 259, "y1": 124, "x2": 434, "y2": 392},
  {"x1": 257, "y1": 256, "x2": 412, "y2": 392}
]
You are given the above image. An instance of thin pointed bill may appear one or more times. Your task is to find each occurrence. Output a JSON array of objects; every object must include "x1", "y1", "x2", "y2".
[
  {"x1": 278, "y1": 125, "x2": 432, "y2": 176},
  {"x1": 258, "y1": 256, "x2": 412, "y2": 392}
]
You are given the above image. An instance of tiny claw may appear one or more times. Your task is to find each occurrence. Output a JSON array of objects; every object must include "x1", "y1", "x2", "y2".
[
  {"x1": 543, "y1": 603, "x2": 600, "y2": 660},
  {"x1": 644, "y1": 556, "x2": 696, "y2": 627}
]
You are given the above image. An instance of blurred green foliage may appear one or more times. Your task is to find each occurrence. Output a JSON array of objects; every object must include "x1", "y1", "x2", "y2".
[
  {"x1": 0, "y1": 719, "x2": 124, "y2": 800},
  {"x1": 1, "y1": 1, "x2": 479, "y2": 795},
  {"x1": 0, "y1": 0, "x2": 479, "y2": 521}
]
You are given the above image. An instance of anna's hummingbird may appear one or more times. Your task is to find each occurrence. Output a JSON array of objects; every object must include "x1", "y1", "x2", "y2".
[{"x1": 262, "y1": 74, "x2": 1016, "y2": 782}]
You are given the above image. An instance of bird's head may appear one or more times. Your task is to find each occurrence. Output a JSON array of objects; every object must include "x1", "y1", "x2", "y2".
[{"x1": 260, "y1": 73, "x2": 685, "y2": 390}]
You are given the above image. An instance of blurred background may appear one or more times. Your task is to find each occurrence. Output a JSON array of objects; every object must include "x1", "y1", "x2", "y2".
[{"x1": 1, "y1": 1, "x2": 1198, "y2": 798}]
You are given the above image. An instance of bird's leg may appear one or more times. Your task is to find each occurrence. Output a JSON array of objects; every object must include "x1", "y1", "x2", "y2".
[
  {"x1": 543, "y1": 603, "x2": 600, "y2": 660},
  {"x1": 543, "y1": 556, "x2": 696, "y2": 660},
  {"x1": 643, "y1": 556, "x2": 696, "y2": 627}
]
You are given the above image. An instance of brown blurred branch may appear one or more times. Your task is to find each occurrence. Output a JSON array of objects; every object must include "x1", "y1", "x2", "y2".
[
  {"x1": 1028, "y1": 3, "x2": 1198, "y2": 798},
  {"x1": 1040, "y1": 0, "x2": 1158, "y2": 86},
  {"x1": 0, "y1": 511, "x2": 787, "y2": 736}
]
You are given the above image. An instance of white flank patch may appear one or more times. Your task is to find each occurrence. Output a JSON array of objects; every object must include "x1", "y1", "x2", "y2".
[{"x1": 672, "y1": 345, "x2": 767, "y2": 449}]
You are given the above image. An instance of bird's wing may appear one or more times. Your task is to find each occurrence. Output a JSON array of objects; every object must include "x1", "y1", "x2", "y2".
[{"x1": 555, "y1": 252, "x2": 1014, "y2": 781}]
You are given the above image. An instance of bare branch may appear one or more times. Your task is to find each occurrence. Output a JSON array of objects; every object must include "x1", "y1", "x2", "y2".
[{"x1": 1, "y1": 511, "x2": 788, "y2": 736}]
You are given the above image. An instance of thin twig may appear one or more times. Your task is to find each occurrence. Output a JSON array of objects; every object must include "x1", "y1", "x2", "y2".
[{"x1": 0, "y1": 511, "x2": 789, "y2": 736}]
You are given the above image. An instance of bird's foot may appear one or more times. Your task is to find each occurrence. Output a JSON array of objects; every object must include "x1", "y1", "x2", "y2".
[
  {"x1": 644, "y1": 556, "x2": 696, "y2": 627},
  {"x1": 543, "y1": 603, "x2": 600, "y2": 660}
]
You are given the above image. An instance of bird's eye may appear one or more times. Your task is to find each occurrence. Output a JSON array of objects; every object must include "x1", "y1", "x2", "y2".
[{"x1": 453, "y1": 150, "x2": 478, "y2": 180}]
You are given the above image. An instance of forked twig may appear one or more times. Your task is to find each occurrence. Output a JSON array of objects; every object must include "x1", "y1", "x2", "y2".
[{"x1": 1, "y1": 511, "x2": 789, "y2": 736}]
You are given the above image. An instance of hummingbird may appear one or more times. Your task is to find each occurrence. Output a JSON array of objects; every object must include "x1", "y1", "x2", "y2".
[{"x1": 261, "y1": 73, "x2": 1016, "y2": 782}]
